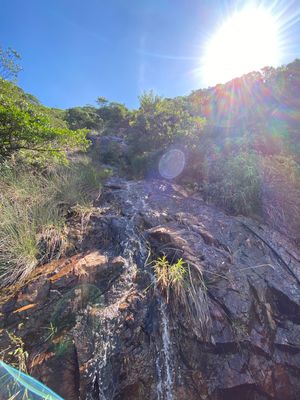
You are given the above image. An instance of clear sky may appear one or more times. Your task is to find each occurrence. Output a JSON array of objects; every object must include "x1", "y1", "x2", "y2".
[{"x1": 1, "y1": 0, "x2": 300, "y2": 109}]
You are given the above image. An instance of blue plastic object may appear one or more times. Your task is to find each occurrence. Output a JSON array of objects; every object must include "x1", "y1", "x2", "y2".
[{"x1": 0, "y1": 360, "x2": 64, "y2": 399}]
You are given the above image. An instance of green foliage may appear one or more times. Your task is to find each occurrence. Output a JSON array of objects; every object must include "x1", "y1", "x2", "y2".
[
  {"x1": 127, "y1": 91, "x2": 206, "y2": 176},
  {"x1": 130, "y1": 91, "x2": 205, "y2": 152},
  {"x1": 0, "y1": 46, "x2": 22, "y2": 81},
  {"x1": 203, "y1": 152, "x2": 262, "y2": 215},
  {"x1": 260, "y1": 155, "x2": 300, "y2": 237},
  {"x1": 99, "y1": 140, "x2": 124, "y2": 165},
  {"x1": 65, "y1": 106, "x2": 102, "y2": 130},
  {"x1": 65, "y1": 100, "x2": 131, "y2": 135},
  {"x1": 7, "y1": 332, "x2": 28, "y2": 372},
  {"x1": 0, "y1": 157, "x2": 110, "y2": 287},
  {"x1": 153, "y1": 255, "x2": 187, "y2": 302},
  {"x1": 96, "y1": 96, "x2": 108, "y2": 106},
  {"x1": 152, "y1": 254, "x2": 210, "y2": 337},
  {"x1": 97, "y1": 100, "x2": 131, "y2": 134},
  {"x1": 0, "y1": 79, "x2": 89, "y2": 161},
  {"x1": 128, "y1": 152, "x2": 150, "y2": 179}
]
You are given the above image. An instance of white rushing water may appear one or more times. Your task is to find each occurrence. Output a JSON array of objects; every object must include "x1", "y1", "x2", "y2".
[
  {"x1": 156, "y1": 299, "x2": 174, "y2": 400},
  {"x1": 90, "y1": 181, "x2": 149, "y2": 399},
  {"x1": 90, "y1": 181, "x2": 176, "y2": 399}
]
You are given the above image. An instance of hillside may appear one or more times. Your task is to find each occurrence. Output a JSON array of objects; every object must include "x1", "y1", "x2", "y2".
[{"x1": 0, "y1": 60, "x2": 300, "y2": 400}]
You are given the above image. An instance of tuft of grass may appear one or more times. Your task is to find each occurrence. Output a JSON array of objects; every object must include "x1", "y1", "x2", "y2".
[
  {"x1": 7, "y1": 332, "x2": 28, "y2": 373},
  {"x1": 152, "y1": 254, "x2": 211, "y2": 339},
  {"x1": 0, "y1": 157, "x2": 111, "y2": 287},
  {"x1": 0, "y1": 167, "x2": 64, "y2": 285},
  {"x1": 153, "y1": 255, "x2": 187, "y2": 303},
  {"x1": 52, "y1": 156, "x2": 108, "y2": 209}
]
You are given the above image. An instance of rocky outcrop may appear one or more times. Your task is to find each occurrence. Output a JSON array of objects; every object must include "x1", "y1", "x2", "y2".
[{"x1": 1, "y1": 178, "x2": 300, "y2": 399}]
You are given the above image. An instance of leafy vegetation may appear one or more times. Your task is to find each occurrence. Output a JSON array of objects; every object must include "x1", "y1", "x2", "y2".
[
  {"x1": 0, "y1": 46, "x2": 22, "y2": 81},
  {"x1": 0, "y1": 44, "x2": 299, "y2": 288},
  {"x1": 6, "y1": 332, "x2": 28, "y2": 372},
  {"x1": 65, "y1": 98, "x2": 130, "y2": 134},
  {"x1": 0, "y1": 79, "x2": 89, "y2": 162},
  {"x1": 203, "y1": 151, "x2": 262, "y2": 215},
  {"x1": 127, "y1": 91, "x2": 206, "y2": 176},
  {"x1": 66, "y1": 105, "x2": 102, "y2": 130}
]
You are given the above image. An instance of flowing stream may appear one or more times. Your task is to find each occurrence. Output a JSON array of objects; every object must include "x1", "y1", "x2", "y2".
[
  {"x1": 89, "y1": 181, "x2": 149, "y2": 399},
  {"x1": 156, "y1": 299, "x2": 174, "y2": 400},
  {"x1": 88, "y1": 180, "x2": 176, "y2": 399}
]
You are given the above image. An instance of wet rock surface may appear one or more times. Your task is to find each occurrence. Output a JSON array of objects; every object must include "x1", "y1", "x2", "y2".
[{"x1": 0, "y1": 178, "x2": 300, "y2": 400}]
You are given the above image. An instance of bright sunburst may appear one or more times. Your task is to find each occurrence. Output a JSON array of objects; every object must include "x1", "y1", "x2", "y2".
[{"x1": 202, "y1": 6, "x2": 281, "y2": 86}]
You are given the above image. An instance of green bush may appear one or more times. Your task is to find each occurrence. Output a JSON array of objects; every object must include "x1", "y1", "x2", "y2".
[
  {"x1": 203, "y1": 151, "x2": 262, "y2": 216},
  {"x1": 0, "y1": 78, "x2": 89, "y2": 161},
  {"x1": 260, "y1": 155, "x2": 300, "y2": 238}
]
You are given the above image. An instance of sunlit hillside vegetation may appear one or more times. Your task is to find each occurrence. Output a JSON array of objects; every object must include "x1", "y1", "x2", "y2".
[{"x1": 0, "y1": 49, "x2": 299, "y2": 287}]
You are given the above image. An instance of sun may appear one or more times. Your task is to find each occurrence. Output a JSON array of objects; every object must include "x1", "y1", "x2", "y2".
[{"x1": 202, "y1": 6, "x2": 281, "y2": 86}]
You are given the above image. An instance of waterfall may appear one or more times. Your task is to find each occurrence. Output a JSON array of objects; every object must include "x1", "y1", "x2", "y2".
[
  {"x1": 88, "y1": 181, "x2": 149, "y2": 399},
  {"x1": 156, "y1": 299, "x2": 174, "y2": 400},
  {"x1": 87, "y1": 311, "x2": 117, "y2": 400}
]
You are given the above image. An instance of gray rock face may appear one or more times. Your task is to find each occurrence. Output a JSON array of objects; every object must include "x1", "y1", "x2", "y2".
[{"x1": 1, "y1": 178, "x2": 300, "y2": 400}]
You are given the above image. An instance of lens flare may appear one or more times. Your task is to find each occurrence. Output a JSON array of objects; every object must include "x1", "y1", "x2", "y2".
[
  {"x1": 159, "y1": 149, "x2": 185, "y2": 179},
  {"x1": 202, "y1": 6, "x2": 281, "y2": 86}
]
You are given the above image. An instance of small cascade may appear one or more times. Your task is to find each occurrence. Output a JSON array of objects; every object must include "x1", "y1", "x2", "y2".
[
  {"x1": 156, "y1": 299, "x2": 174, "y2": 400},
  {"x1": 92, "y1": 339, "x2": 109, "y2": 400},
  {"x1": 87, "y1": 309, "x2": 117, "y2": 400},
  {"x1": 122, "y1": 181, "x2": 148, "y2": 261},
  {"x1": 88, "y1": 180, "x2": 149, "y2": 399}
]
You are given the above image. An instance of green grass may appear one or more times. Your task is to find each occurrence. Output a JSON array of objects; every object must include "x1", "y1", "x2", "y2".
[
  {"x1": 153, "y1": 255, "x2": 187, "y2": 303},
  {"x1": 0, "y1": 157, "x2": 111, "y2": 287},
  {"x1": 152, "y1": 254, "x2": 211, "y2": 338}
]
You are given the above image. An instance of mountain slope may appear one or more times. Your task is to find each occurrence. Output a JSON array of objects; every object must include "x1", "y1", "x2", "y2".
[{"x1": 1, "y1": 178, "x2": 299, "y2": 400}]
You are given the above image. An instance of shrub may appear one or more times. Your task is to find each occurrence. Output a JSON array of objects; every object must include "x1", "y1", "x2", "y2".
[
  {"x1": 260, "y1": 155, "x2": 300, "y2": 238},
  {"x1": 203, "y1": 151, "x2": 262, "y2": 216},
  {"x1": 128, "y1": 150, "x2": 162, "y2": 179},
  {"x1": 0, "y1": 78, "x2": 89, "y2": 161}
]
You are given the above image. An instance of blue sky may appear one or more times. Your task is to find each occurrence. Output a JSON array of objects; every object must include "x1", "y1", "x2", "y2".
[{"x1": 1, "y1": 0, "x2": 300, "y2": 109}]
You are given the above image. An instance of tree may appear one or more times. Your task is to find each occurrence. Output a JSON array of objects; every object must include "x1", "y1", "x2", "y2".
[
  {"x1": 96, "y1": 96, "x2": 108, "y2": 107},
  {"x1": 0, "y1": 46, "x2": 22, "y2": 81},
  {"x1": 65, "y1": 106, "x2": 102, "y2": 130},
  {"x1": 97, "y1": 99, "x2": 131, "y2": 134},
  {"x1": 0, "y1": 79, "x2": 89, "y2": 161},
  {"x1": 129, "y1": 92, "x2": 206, "y2": 153}
]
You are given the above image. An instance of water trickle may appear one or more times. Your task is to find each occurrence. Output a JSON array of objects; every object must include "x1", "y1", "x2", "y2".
[
  {"x1": 156, "y1": 299, "x2": 174, "y2": 400},
  {"x1": 87, "y1": 311, "x2": 117, "y2": 400},
  {"x1": 88, "y1": 181, "x2": 150, "y2": 399}
]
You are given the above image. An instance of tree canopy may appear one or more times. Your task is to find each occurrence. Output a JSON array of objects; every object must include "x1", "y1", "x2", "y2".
[
  {"x1": 0, "y1": 79, "x2": 89, "y2": 162},
  {"x1": 0, "y1": 46, "x2": 22, "y2": 81}
]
